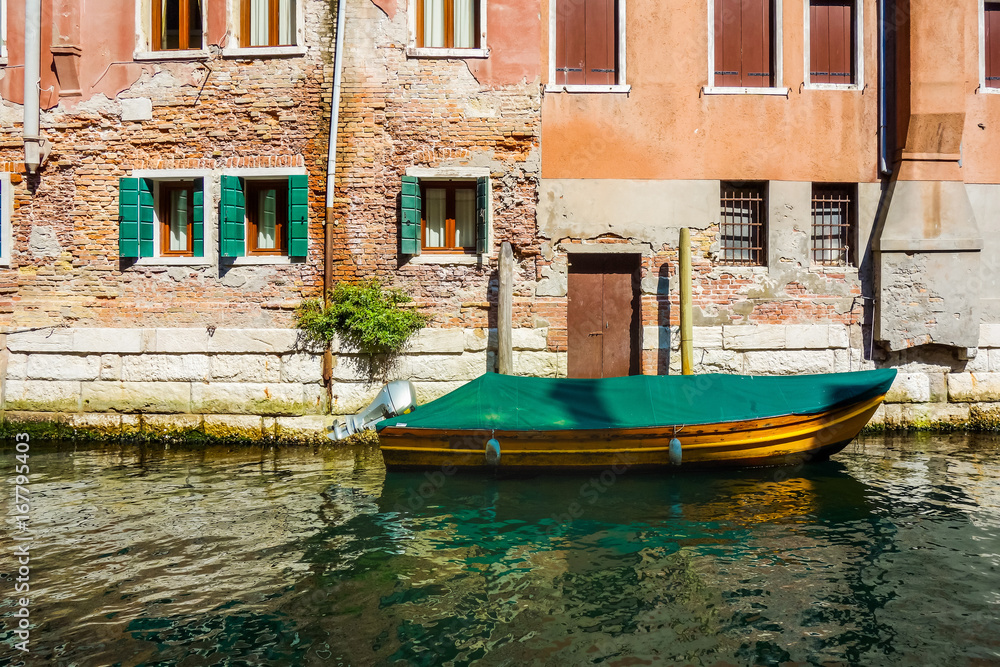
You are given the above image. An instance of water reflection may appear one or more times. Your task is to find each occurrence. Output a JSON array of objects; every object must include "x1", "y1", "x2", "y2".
[{"x1": 0, "y1": 435, "x2": 998, "y2": 665}]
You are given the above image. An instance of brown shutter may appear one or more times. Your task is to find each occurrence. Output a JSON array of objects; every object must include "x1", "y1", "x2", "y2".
[
  {"x1": 811, "y1": 2, "x2": 854, "y2": 85},
  {"x1": 584, "y1": 0, "x2": 616, "y2": 84},
  {"x1": 741, "y1": 0, "x2": 771, "y2": 87},
  {"x1": 556, "y1": 0, "x2": 587, "y2": 85},
  {"x1": 988, "y1": 3, "x2": 1000, "y2": 88},
  {"x1": 715, "y1": 0, "x2": 743, "y2": 87}
]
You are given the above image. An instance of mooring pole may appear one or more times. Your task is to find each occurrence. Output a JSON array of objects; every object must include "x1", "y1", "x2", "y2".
[
  {"x1": 679, "y1": 228, "x2": 694, "y2": 375},
  {"x1": 498, "y1": 242, "x2": 514, "y2": 374}
]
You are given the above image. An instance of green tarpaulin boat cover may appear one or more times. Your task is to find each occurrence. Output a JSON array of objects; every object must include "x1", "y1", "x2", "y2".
[{"x1": 378, "y1": 369, "x2": 897, "y2": 432}]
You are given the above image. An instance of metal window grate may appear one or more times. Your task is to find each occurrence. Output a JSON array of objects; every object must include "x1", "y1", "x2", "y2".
[
  {"x1": 811, "y1": 185, "x2": 853, "y2": 266},
  {"x1": 720, "y1": 183, "x2": 767, "y2": 266}
]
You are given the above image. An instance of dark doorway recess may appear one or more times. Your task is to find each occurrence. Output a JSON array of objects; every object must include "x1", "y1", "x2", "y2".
[{"x1": 567, "y1": 253, "x2": 641, "y2": 378}]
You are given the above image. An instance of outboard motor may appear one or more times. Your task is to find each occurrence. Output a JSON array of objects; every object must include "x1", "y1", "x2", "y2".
[{"x1": 328, "y1": 380, "x2": 417, "y2": 441}]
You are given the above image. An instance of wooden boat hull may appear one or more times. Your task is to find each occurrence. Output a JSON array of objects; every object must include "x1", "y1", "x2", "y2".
[{"x1": 379, "y1": 392, "x2": 886, "y2": 472}]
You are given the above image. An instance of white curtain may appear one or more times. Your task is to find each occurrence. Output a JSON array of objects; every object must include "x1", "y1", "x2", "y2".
[
  {"x1": 279, "y1": 0, "x2": 296, "y2": 46},
  {"x1": 453, "y1": 0, "x2": 474, "y2": 48},
  {"x1": 250, "y1": 0, "x2": 268, "y2": 46},
  {"x1": 257, "y1": 189, "x2": 277, "y2": 249},
  {"x1": 423, "y1": 0, "x2": 444, "y2": 47},
  {"x1": 454, "y1": 189, "x2": 475, "y2": 247},
  {"x1": 425, "y1": 189, "x2": 446, "y2": 247},
  {"x1": 170, "y1": 189, "x2": 189, "y2": 251}
]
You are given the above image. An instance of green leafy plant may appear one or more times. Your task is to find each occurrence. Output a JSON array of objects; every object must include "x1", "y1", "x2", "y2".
[{"x1": 295, "y1": 280, "x2": 429, "y2": 355}]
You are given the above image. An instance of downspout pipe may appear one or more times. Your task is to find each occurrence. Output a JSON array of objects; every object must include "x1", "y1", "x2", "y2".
[
  {"x1": 877, "y1": 0, "x2": 891, "y2": 176},
  {"x1": 322, "y1": 0, "x2": 347, "y2": 388},
  {"x1": 24, "y1": 0, "x2": 45, "y2": 174}
]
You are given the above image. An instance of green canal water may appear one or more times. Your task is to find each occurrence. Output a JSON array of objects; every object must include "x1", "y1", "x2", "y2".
[{"x1": 1, "y1": 434, "x2": 1000, "y2": 666}]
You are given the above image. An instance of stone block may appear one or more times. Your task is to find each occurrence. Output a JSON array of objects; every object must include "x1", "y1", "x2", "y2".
[
  {"x1": 120, "y1": 97, "x2": 153, "y2": 121},
  {"x1": 785, "y1": 325, "x2": 831, "y2": 350},
  {"x1": 4, "y1": 380, "x2": 81, "y2": 412},
  {"x1": 303, "y1": 384, "x2": 327, "y2": 414},
  {"x1": 989, "y1": 350, "x2": 1000, "y2": 373},
  {"x1": 980, "y1": 324, "x2": 1000, "y2": 348},
  {"x1": 512, "y1": 351, "x2": 561, "y2": 377},
  {"x1": 412, "y1": 380, "x2": 469, "y2": 404},
  {"x1": 723, "y1": 325, "x2": 786, "y2": 350},
  {"x1": 206, "y1": 328, "x2": 299, "y2": 354},
  {"x1": 143, "y1": 414, "x2": 204, "y2": 437},
  {"x1": 643, "y1": 326, "x2": 670, "y2": 350},
  {"x1": 330, "y1": 355, "x2": 380, "y2": 382},
  {"x1": 121, "y1": 414, "x2": 142, "y2": 436},
  {"x1": 100, "y1": 355, "x2": 122, "y2": 380},
  {"x1": 276, "y1": 415, "x2": 334, "y2": 442},
  {"x1": 330, "y1": 382, "x2": 382, "y2": 415},
  {"x1": 70, "y1": 413, "x2": 123, "y2": 434},
  {"x1": 827, "y1": 325, "x2": 850, "y2": 349},
  {"x1": 405, "y1": 329, "x2": 466, "y2": 354},
  {"x1": 281, "y1": 352, "x2": 323, "y2": 383},
  {"x1": 465, "y1": 328, "x2": 489, "y2": 352},
  {"x1": 967, "y1": 349, "x2": 990, "y2": 373},
  {"x1": 191, "y1": 382, "x2": 311, "y2": 416},
  {"x1": 697, "y1": 349, "x2": 742, "y2": 373},
  {"x1": 512, "y1": 328, "x2": 549, "y2": 351},
  {"x1": 203, "y1": 415, "x2": 264, "y2": 440},
  {"x1": 211, "y1": 355, "x2": 282, "y2": 382},
  {"x1": 152, "y1": 328, "x2": 210, "y2": 353},
  {"x1": 121, "y1": 355, "x2": 210, "y2": 382},
  {"x1": 742, "y1": 350, "x2": 836, "y2": 375},
  {"x1": 74, "y1": 328, "x2": 144, "y2": 353},
  {"x1": 6, "y1": 353, "x2": 28, "y2": 380},
  {"x1": 6, "y1": 328, "x2": 75, "y2": 352},
  {"x1": 948, "y1": 373, "x2": 1000, "y2": 402},
  {"x1": 885, "y1": 372, "x2": 931, "y2": 403},
  {"x1": 81, "y1": 381, "x2": 191, "y2": 413},
  {"x1": 26, "y1": 354, "x2": 100, "y2": 381},
  {"x1": 396, "y1": 353, "x2": 487, "y2": 382},
  {"x1": 694, "y1": 327, "x2": 724, "y2": 350}
]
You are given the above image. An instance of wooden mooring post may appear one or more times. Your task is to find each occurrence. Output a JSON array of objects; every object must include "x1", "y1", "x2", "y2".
[
  {"x1": 679, "y1": 228, "x2": 694, "y2": 375},
  {"x1": 498, "y1": 241, "x2": 514, "y2": 374}
]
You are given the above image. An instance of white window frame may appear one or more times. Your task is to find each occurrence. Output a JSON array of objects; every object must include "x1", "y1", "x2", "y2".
[
  {"x1": 407, "y1": 0, "x2": 490, "y2": 59},
  {"x1": 704, "y1": 0, "x2": 788, "y2": 95},
  {"x1": 545, "y1": 0, "x2": 629, "y2": 93},
  {"x1": 134, "y1": 0, "x2": 210, "y2": 61},
  {"x1": 0, "y1": 172, "x2": 13, "y2": 267},
  {"x1": 222, "y1": 0, "x2": 307, "y2": 58},
  {"x1": 404, "y1": 166, "x2": 491, "y2": 264},
  {"x1": 130, "y1": 169, "x2": 214, "y2": 266},
  {"x1": 803, "y1": 0, "x2": 863, "y2": 91},
  {"x1": 980, "y1": 0, "x2": 1000, "y2": 93},
  {"x1": 1, "y1": 0, "x2": 8, "y2": 65},
  {"x1": 220, "y1": 166, "x2": 308, "y2": 265}
]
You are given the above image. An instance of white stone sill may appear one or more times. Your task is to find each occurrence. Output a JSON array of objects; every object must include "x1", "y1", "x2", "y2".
[
  {"x1": 977, "y1": 85, "x2": 1000, "y2": 94},
  {"x1": 135, "y1": 257, "x2": 211, "y2": 267},
  {"x1": 223, "y1": 256, "x2": 305, "y2": 266},
  {"x1": 702, "y1": 86, "x2": 790, "y2": 96},
  {"x1": 544, "y1": 84, "x2": 631, "y2": 94},
  {"x1": 802, "y1": 83, "x2": 862, "y2": 91},
  {"x1": 134, "y1": 50, "x2": 210, "y2": 61},
  {"x1": 222, "y1": 46, "x2": 307, "y2": 59},
  {"x1": 406, "y1": 47, "x2": 489, "y2": 59},
  {"x1": 408, "y1": 254, "x2": 484, "y2": 266}
]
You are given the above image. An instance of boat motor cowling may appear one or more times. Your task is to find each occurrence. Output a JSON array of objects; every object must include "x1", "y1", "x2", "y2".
[{"x1": 328, "y1": 380, "x2": 417, "y2": 441}]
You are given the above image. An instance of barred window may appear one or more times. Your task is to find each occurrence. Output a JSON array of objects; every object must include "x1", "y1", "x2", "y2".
[
  {"x1": 811, "y1": 184, "x2": 855, "y2": 266},
  {"x1": 720, "y1": 182, "x2": 767, "y2": 266}
]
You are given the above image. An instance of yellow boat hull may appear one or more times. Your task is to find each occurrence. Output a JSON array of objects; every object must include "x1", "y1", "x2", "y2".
[{"x1": 378, "y1": 392, "x2": 886, "y2": 471}]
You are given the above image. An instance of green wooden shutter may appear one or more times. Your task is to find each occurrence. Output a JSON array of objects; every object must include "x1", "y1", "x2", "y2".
[
  {"x1": 220, "y1": 174, "x2": 246, "y2": 257},
  {"x1": 138, "y1": 178, "x2": 154, "y2": 258},
  {"x1": 119, "y1": 177, "x2": 140, "y2": 258},
  {"x1": 400, "y1": 175, "x2": 421, "y2": 256},
  {"x1": 192, "y1": 180, "x2": 204, "y2": 258},
  {"x1": 288, "y1": 174, "x2": 309, "y2": 256},
  {"x1": 476, "y1": 176, "x2": 489, "y2": 255}
]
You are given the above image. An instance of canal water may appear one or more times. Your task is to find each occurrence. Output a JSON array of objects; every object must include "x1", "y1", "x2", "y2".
[{"x1": 1, "y1": 434, "x2": 999, "y2": 666}]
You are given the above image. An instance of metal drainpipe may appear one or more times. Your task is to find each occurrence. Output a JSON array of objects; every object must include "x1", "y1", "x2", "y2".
[
  {"x1": 24, "y1": 0, "x2": 43, "y2": 174},
  {"x1": 322, "y1": 0, "x2": 347, "y2": 392},
  {"x1": 878, "y1": 0, "x2": 891, "y2": 176}
]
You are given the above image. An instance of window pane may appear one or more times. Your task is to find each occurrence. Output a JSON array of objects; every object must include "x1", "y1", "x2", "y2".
[
  {"x1": 170, "y1": 189, "x2": 189, "y2": 251},
  {"x1": 454, "y1": 188, "x2": 475, "y2": 247},
  {"x1": 250, "y1": 0, "x2": 269, "y2": 46},
  {"x1": 279, "y1": 0, "x2": 296, "y2": 45},
  {"x1": 454, "y1": 0, "x2": 474, "y2": 48},
  {"x1": 161, "y1": 0, "x2": 180, "y2": 50},
  {"x1": 423, "y1": 0, "x2": 445, "y2": 47},
  {"x1": 257, "y1": 188, "x2": 278, "y2": 249},
  {"x1": 425, "y1": 188, "x2": 446, "y2": 247},
  {"x1": 188, "y1": 0, "x2": 203, "y2": 48}
]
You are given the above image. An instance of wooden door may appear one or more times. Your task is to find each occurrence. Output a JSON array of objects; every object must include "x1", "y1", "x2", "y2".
[{"x1": 567, "y1": 254, "x2": 640, "y2": 378}]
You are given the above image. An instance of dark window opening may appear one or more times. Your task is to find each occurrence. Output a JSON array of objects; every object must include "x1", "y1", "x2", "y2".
[{"x1": 720, "y1": 182, "x2": 767, "y2": 266}]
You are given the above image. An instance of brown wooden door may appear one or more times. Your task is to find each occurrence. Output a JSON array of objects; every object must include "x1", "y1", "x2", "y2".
[{"x1": 567, "y1": 254, "x2": 640, "y2": 378}]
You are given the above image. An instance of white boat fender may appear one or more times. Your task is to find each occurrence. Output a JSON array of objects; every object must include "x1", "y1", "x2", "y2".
[
  {"x1": 485, "y1": 438, "x2": 501, "y2": 466},
  {"x1": 669, "y1": 438, "x2": 682, "y2": 466}
]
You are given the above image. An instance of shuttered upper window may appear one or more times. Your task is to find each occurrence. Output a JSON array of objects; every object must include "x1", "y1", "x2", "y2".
[
  {"x1": 555, "y1": 0, "x2": 619, "y2": 86},
  {"x1": 119, "y1": 177, "x2": 205, "y2": 259},
  {"x1": 241, "y1": 0, "x2": 297, "y2": 47},
  {"x1": 220, "y1": 174, "x2": 309, "y2": 258},
  {"x1": 714, "y1": 0, "x2": 774, "y2": 88},
  {"x1": 987, "y1": 3, "x2": 1000, "y2": 88},
  {"x1": 400, "y1": 175, "x2": 489, "y2": 256},
  {"x1": 809, "y1": 1, "x2": 855, "y2": 85},
  {"x1": 152, "y1": 0, "x2": 204, "y2": 51}
]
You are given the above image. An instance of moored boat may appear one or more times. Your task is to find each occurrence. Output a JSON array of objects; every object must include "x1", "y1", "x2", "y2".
[{"x1": 375, "y1": 369, "x2": 897, "y2": 471}]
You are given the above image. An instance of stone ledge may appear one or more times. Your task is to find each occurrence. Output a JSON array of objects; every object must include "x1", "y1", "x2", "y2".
[
  {"x1": 724, "y1": 325, "x2": 850, "y2": 351},
  {"x1": 948, "y1": 373, "x2": 1000, "y2": 402}
]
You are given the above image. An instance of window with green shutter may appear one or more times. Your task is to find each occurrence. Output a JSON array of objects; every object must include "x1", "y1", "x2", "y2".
[
  {"x1": 401, "y1": 175, "x2": 422, "y2": 256},
  {"x1": 401, "y1": 175, "x2": 489, "y2": 256},
  {"x1": 224, "y1": 173, "x2": 309, "y2": 258},
  {"x1": 120, "y1": 176, "x2": 203, "y2": 259},
  {"x1": 288, "y1": 174, "x2": 309, "y2": 256},
  {"x1": 119, "y1": 177, "x2": 154, "y2": 258},
  {"x1": 221, "y1": 174, "x2": 246, "y2": 258}
]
